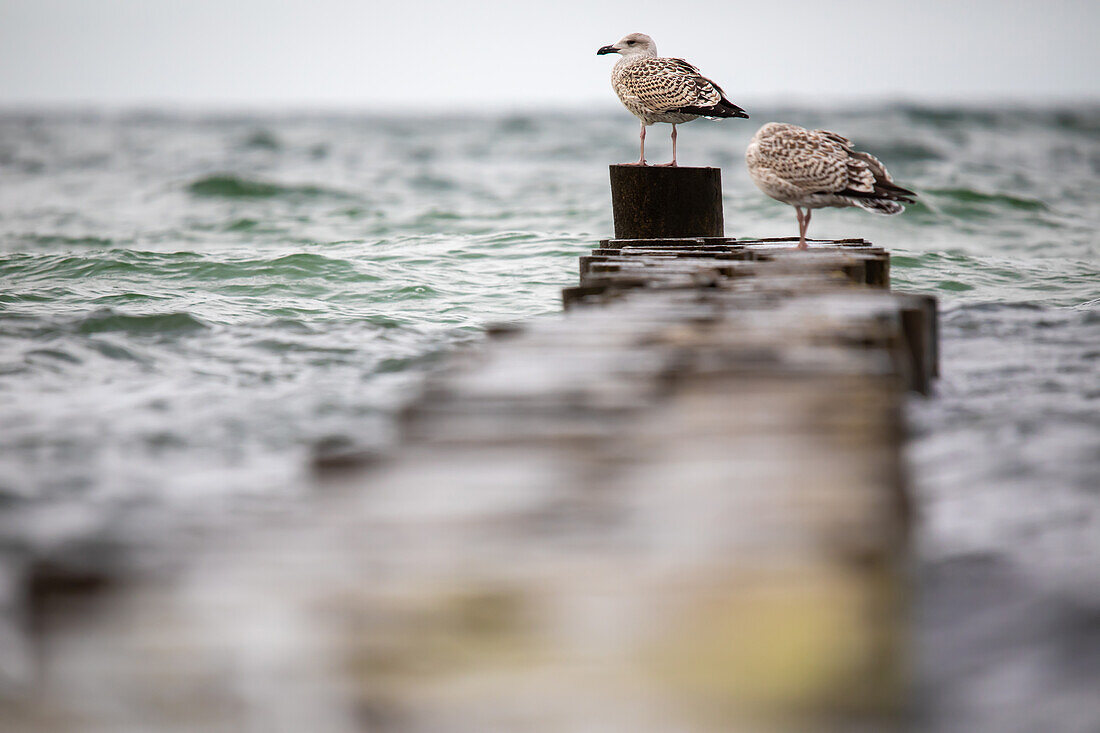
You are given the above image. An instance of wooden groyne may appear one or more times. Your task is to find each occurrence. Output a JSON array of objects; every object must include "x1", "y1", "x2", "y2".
[
  {"x1": 4, "y1": 167, "x2": 937, "y2": 733},
  {"x1": 569, "y1": 235, "x2": 936, "y2": 393}
]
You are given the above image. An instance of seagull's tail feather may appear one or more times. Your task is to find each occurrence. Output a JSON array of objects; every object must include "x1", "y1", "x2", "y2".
[
  {"x1": 840, "y1": 182, "x2": 917, "y2": 215},
  {"x1": 852, "y1": 198, "x2": 907, "y2": 215},
  {"x1": 838, "y1": 150, "x2": 917, "y2": 215}
]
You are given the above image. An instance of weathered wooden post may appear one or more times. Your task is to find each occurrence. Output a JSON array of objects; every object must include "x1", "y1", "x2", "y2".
[{"x1": 610, "y1": 165, "x2": 724, "y2": 239}]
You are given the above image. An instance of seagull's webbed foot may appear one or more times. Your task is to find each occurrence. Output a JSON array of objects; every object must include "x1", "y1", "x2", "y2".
[
  {"x1": 621, "y1": 159, "x2": 648, "y2": 166},
  {"x1": 655, "y1": 160, "x2": 677, "y2": 167}
]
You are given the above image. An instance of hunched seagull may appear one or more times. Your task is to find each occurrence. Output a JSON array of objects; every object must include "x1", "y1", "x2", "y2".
[
  {"x1": 597, "y1": 33, "x2": 748, "y2": 167},
  {"x1": 746, "y1": 122, "x2": 917, "y2": 249}
]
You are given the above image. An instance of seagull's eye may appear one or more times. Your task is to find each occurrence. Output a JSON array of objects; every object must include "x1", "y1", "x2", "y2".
[{"x1": 626, "y1": 40, "x2": 636, "y2": 45}]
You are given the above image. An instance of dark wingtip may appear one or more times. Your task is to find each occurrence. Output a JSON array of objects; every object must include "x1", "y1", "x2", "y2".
[
  {"x1": 666, "y1": 103, "x2": 749, "y2": 119},
  {"x1": 724, "y1": 102, "x2": 749, "y2": 119},
  {"x1": 839, "y1": 186, "x2": 918, "y2": 206},
  {"x1": 882, "y1": 181, "x2": 918, "y2": 199}
]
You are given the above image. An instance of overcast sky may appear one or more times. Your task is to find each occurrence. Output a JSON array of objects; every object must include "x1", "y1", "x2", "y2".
[{"x1": 1, "y1": 0, "x2": 1097, "y2": 110}]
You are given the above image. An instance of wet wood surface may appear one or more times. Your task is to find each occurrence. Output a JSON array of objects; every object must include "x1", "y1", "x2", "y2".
[
  {"x1": 3, "y1": 237, "x2": 937, "y2": 733},
  {"x1": 609, "y1": 165, "x2": 725, "y2": 239}
]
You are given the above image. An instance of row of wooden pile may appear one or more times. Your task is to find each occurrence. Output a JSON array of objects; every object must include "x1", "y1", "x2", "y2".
[{"x1": 4, "y1": 237, "x2": 937, "y2": 733}]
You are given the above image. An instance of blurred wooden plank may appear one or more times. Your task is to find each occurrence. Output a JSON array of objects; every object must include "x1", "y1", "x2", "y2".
[{"x1": 4, "y1": 236, "x2": 937, "y2": 733}]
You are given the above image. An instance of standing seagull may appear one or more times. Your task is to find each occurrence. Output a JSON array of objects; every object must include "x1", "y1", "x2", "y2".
[
  {"x1": 597, "y1": 33, "x2": 748, "y2": 166},
  {"x1": 746, "y1": 122, "x2": 917, "y2": 249}
]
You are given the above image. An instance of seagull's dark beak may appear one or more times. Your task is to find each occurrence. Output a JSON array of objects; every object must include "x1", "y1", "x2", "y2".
[{"x1": 596, "y1": 45, "x2": 618, "y2": 55}]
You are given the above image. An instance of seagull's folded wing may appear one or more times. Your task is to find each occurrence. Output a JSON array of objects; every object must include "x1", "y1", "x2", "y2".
[
  {"x1": 757, "y1": 128, "x2": 852, "y2": 193},
  {"x1": 615, "y1": 58, "x2": 724, "y2": 114}
]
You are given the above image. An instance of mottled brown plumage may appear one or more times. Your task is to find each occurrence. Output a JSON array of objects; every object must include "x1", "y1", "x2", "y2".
[{"x1": 746, "y1": 122, "x2": 916, "y2": 249}]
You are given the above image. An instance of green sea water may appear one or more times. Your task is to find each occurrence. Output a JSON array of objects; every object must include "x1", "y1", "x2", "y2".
[
  {"x1": 0, "y1": 104, "x2": 1095, "y2": 508},
  {"x1": 0, "y1": 105, "x2": 1096, "y2": 512},
  {"x1": 1, "y1": 105, "x2": 1097, "y2": 512}
]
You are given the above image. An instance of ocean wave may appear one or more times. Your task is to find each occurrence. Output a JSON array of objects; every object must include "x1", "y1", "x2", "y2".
[
  {"x1": 239, "y1": 130, "x2": 281, "y2": 151},
  {"x1": 889, "y1": 248, "x2": 1100, "y2": 307},
  {"x1": 14, "y1": 234, "x2": 116, "y2": 249},
  {"x1": 1050, "y1": 109, "x2": 1100, "y2": 134},
  {"x1": 186, "y1": 174, "x2": 352, "y2": 199},
  {"x1": 2, "y1": 249, "x2": 381, "y2": 286},
  {"x1": 2, "y1": 250, "x2": 200, "y2": 280},
  {"x1": 225, "y1": 218, "x2": 261, "y2": 231},
  {"x1": 76, "y1": 309, "x2": 209, "y2": 335},
  {"x1": 216, "y1": 252, "x2": 379, "y2": 282},
  {"x1": 863, "y1": 141, "x2": 945, "y2": 163},
  {"x1": 896, "y1": 105, "x2": 1006, "y2": 128},
  {"x1": 926, "y1": 188, "x2": 1048, "y2": 211}
]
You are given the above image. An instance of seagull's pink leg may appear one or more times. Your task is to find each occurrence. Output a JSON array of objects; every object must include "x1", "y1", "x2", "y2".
[
  {"x1": 657, "y1": 125, "x2": 678, "y2": 167},
  {"x1": 624, "y1": 123, "x2": 646, "y2": 167},
  {"x1": 795, "y1": 207, "x2": 810, "y2": 250}
]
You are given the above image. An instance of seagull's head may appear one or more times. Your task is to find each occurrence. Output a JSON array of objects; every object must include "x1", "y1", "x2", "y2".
[{"x1": 597, "y1": 33, "x2": 657, "y2": 58}]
